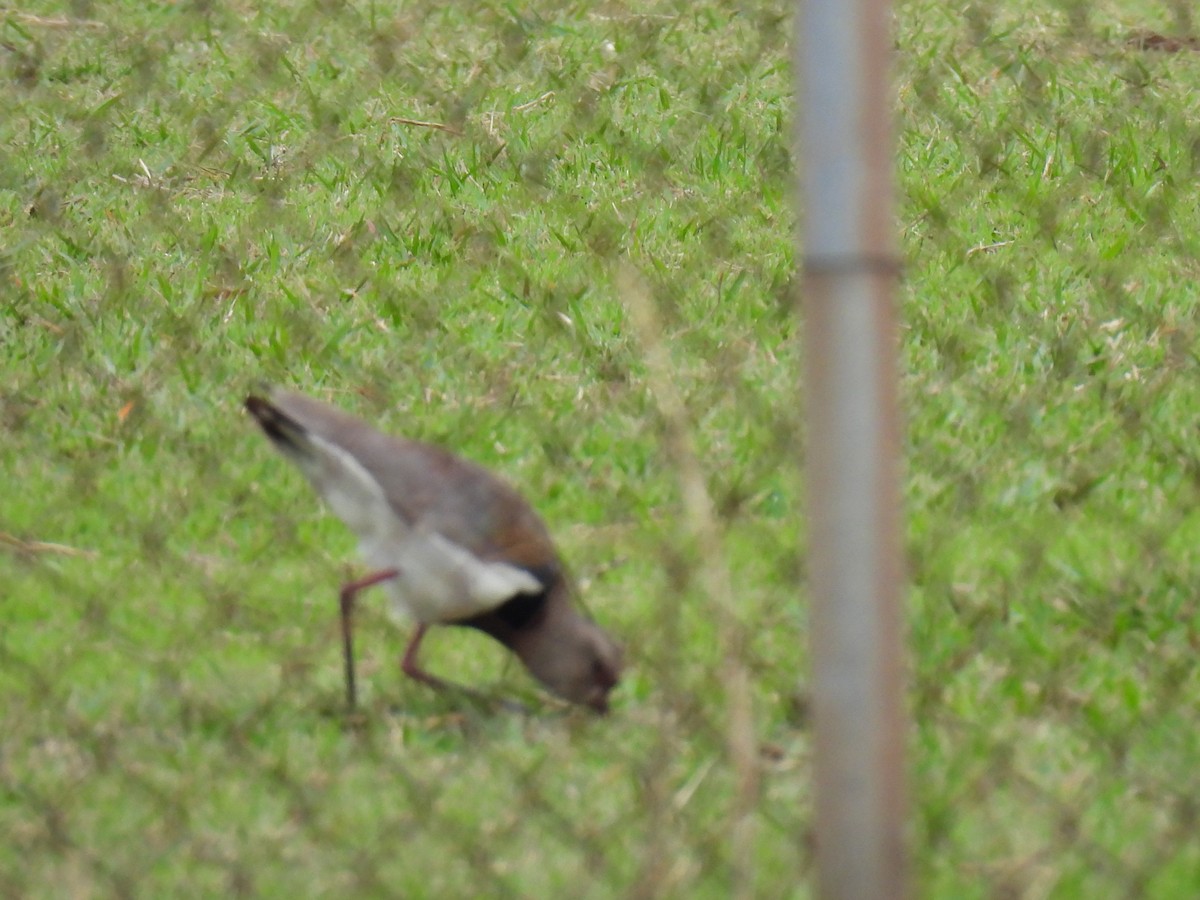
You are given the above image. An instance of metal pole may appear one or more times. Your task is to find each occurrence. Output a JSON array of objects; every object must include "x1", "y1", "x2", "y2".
[{"x1": 797, "y1": 0, "x2": 907, "y2": 897}]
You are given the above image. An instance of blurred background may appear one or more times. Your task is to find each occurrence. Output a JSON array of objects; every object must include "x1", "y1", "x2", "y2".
[{"x1": 4, "y1": 0, "x2": 1200, "y2": 895}]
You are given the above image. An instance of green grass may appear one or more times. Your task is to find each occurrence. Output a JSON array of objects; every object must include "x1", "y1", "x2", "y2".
[{"x1": 4, "y1": 0, "x2": 1200, "y2": 895}]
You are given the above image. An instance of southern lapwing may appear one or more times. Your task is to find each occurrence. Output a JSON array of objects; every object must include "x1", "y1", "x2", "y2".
[{"x1": 245, "y1": 388, "x2": 622, "y2": 713}]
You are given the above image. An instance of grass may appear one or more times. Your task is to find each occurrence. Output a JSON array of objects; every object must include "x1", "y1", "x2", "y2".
[{"x1": 3, "y1": 0, "x2": 1200, "y2": 895}]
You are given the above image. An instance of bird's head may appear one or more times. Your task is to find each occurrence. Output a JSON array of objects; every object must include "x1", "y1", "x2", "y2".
[{"x1": 518, "y1": 606, "x2": 623, "y2": 713}]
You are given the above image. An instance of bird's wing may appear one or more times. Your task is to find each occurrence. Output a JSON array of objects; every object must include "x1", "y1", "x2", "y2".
[{"x1": 253, "y1": 391, "x2": 554, "y2": 608}]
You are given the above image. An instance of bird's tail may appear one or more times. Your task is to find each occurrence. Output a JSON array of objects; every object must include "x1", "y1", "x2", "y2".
[{"x1": 245, "y1": 394, "x2": 314, "y2": 462}]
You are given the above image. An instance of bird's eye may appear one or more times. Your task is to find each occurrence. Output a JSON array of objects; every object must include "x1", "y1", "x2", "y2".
[{"x1": 591, "y1": 658, "x2": 616, "y2": 689}]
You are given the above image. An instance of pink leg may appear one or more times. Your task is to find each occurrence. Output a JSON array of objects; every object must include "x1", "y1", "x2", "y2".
[
  {"x1": 400, "y1": 623, "x2": 450, "y2": 690},
  {"x1": 339, "y1": 568, "x2": 399, "y2": 710}
]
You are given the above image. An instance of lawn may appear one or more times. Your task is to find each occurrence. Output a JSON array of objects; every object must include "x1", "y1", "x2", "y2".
[{"x1": 3, "y1": 0, "x2": 1200, "y2": 895}]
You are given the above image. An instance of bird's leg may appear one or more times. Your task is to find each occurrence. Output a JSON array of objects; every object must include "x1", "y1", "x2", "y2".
[
  {"x1": 339, "y1": 568, "x2": 400, "y2": 710},
  {"x1": 400, "y1": 623, "x2": 451, "y2": 690},
  {"x1": 401, "y1": 623, "x2": 530, "y2": 713}
]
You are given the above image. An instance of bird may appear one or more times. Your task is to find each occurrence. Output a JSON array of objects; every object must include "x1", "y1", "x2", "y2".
[{"x1": 244, "y1": 387, "x2": 622, "y2": 713}]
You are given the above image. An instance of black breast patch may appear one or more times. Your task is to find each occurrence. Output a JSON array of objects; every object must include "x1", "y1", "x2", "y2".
[
  {"x1": 491, "y1": 589, "x2": 548, "y2": 629},
  {"x1": 454, "y1": 563, "x2": 558, "y2": 638}
]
